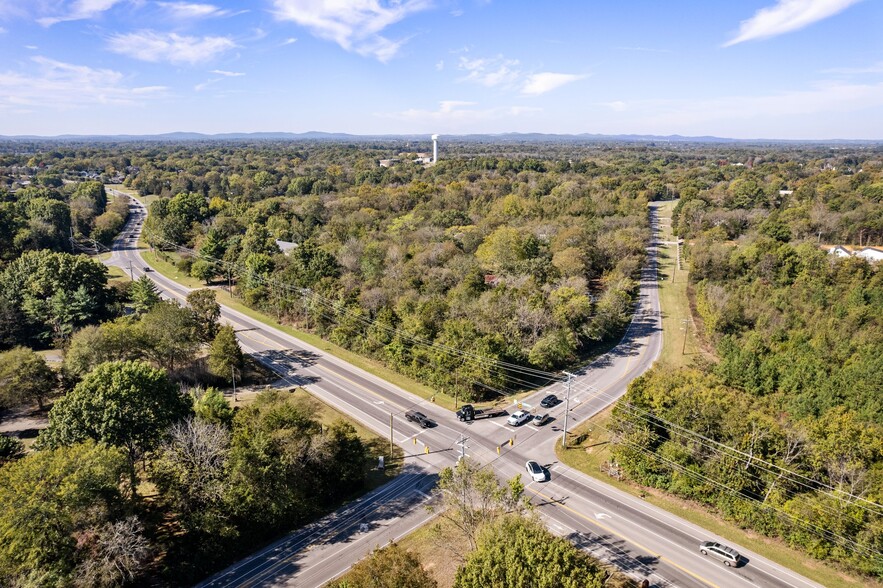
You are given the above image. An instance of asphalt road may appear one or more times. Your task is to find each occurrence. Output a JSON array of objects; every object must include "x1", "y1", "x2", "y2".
[{"x1": 106, "y1": 193, "x2": 824, "y2": 588}]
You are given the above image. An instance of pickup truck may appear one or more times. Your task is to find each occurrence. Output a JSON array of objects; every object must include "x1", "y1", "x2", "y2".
[
  {"x1": 405, "y1": 410, "x2": 433, "y2": 428},
  {"x1": 456, "y1": 404, "x2": 507, "y2": 422}
]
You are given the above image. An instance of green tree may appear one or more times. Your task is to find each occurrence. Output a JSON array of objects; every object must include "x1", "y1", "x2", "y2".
[
  {"x1": 0, "y1": 250, "x2": 112, "y2": 346},
  {"x1": 187, "y1": 288, "x2": 221, "y2": 341},
  {"x1": 454, "y1": 516, "x2": 608, "y2": 588},
  {"x1": 63, "y1": 320, "x2": 145, "y2": 381},
  {"x1": 0, "y1": 441, "x2": 128, "y2": 585},
  {"x1": 208, "y1": 325, "x2": 244, "y2": 382},
  {"x1": 0, "y1": 346, "x2": 56, "y2": 410},
  {"x1": 193, "y1": 386, "x2": 234, "y2": 427},
  {"x1": 190, "y1": 259, "x2": 217, "y2": 285},
  {"x1": 129, "y1": 275, "x2": 161, "y2": 315},
  {"x1": 138, "y1": 301, "x2": 200, "y2": 371},
  {"x1": 39, "y1": 360, "x2": 191, "y2": 493},
  {"x1": 430, "y1": 458, "x2": 529, "y2": 558},
  {"x1": 329, "y1": 542, "x2": 437, "y2": 588},
  {"x1": 0, "y1": 435, "x2": 24, "y2": 465}
]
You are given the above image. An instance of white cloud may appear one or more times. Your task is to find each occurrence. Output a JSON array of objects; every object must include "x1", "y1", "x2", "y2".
[
  {"x1": 156, "y1": 2, "x2": 231, "y2": 19},
  {"x1": 458, "y1": 55, "x2": 521, "y2": 88},
  {"x1": 281, "y1": 37, "x2": 298, "y2": 45},
  {"x1": 210, "y1": 69, "x2": 244, "y2": 77},
  {"x1": 37, "y1": 0, "x2": 125, "y2": 26},
  {"x1": 270, "y1": 0, "x2": 432, "y2": 62},
  {"x1": 724, "y1": 0, "x2": 864, "y2": 47},
  {"x1": 604, "y1": 100, "x2": 627, "y2": 112},
  {"x1": 107, "y1": 30, "x2": 237, "y2": 65},
  {"x1": 0, "y1": 56, "x2": 167, "y2": 110},
  {"x1": 521, "y1": 72, "x2": 585, "y2": 95},
  {"x1": 457, "y1": 53, "x2": 584, "y2": 95},
  {"x1": 25, "y1": 45, "x2": 38, "y2": 50},
  {"x1": 435, "y1": 60, "x2": 444, "y2": 71}
]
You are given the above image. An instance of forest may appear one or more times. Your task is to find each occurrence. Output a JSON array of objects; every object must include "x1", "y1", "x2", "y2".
[
  {"x1": 1, "y1": 138, "x2": 882, "y2": 584},
  {"x1": 611, "y1": 148, "x2": 883, "y2": 578}
]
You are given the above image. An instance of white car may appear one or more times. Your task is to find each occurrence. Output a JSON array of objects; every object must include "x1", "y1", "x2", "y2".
[
  {"x1": 507, "y1": 410, "x2": 531, "y2": 426},
  {"x1": 525, "y1": 460, "x2": 546, "y2": 482}
]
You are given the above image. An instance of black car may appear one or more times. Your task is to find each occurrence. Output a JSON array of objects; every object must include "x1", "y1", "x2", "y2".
[
  {"x1": 540, "y1": 394, "x2": 558, "y2": 408},
  {"x1": 405, "y1": 410, "x2": 432, "y2": 428}
]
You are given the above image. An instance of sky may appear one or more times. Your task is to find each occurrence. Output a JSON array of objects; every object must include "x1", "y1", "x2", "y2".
[{"x1": 0, "y1": 0, "x2": 881, "y2": 139}]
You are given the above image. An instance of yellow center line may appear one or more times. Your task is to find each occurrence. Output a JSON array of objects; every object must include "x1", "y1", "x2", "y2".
[{"x1": 530, "y1": 487, "x2": 720, "y2": 588}]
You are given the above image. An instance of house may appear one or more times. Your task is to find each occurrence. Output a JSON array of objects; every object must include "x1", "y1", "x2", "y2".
[
  {"x1": 828, "y1": 246, "x2": 852, "y2": 258},
  {"x1": 274, "y1": 240, "x2": 298, "y2": 255},
  {"x1": 855, "y1": 247, "x2": 883, "y2": 262},
  {"x1": 484, "y1": 274, "x2": 501, "y2": 287}
]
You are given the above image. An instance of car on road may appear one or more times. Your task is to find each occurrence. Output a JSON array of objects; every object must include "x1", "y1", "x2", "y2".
[
  {"x1": 404, "y1": 410, "x2": 433, "y2": 428},
  {"x1": 699, "y1": 541, "x2": 740, "y2": 567},
  {"x1": 525, "y1": 460, "x2": 546, "y2": 482},
  {"x1": 143, "y1": 266, "x2": 151, "y2": 272},
  {"x1": 507, "y1": 410, "x2": 531, "y2": 426},
  {"x1": 540, "y1": 394, "x2": 558, "y2": 408},
  {"x1": 532, "y1": 413, "x2": 549, "y2": 426}
]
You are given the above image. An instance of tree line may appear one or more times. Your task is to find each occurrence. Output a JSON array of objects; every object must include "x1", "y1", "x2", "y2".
[{"x1": 612, "y1": 151, "x2": 883, "y2": 579}]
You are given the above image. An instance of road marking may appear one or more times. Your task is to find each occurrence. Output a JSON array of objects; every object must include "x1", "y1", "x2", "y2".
[
  {"x1": 313, "y1": 365, "x2": 408, "y2": 412},
  {"x1": 595, "y1": 512, "x2": 611, "y2": 520},
  {"x1": 530, "y1": 487, "x2": 720, "y2": 588}
]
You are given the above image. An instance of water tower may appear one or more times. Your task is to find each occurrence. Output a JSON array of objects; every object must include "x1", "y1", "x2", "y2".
[{"x1": 432, "y1": 134, "x2": 439, "y2": 163}]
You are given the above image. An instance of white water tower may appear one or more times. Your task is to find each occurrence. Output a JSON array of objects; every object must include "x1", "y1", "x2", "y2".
[{"x1": 432, "y1": 134, "x2": 439, "y2": 163}]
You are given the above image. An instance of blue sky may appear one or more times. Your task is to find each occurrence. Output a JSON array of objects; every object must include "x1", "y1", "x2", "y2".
[{"x1": 0, "y1": 0, "x2": 881, "y2": 139}]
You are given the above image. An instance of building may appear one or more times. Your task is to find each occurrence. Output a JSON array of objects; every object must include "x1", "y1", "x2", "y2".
[
  {"x1": 855, "y1": 247, "x2": 883, "y2": 262},
  {"x1": 828, "y1": 246, "x2": 852, "y2": 258}
]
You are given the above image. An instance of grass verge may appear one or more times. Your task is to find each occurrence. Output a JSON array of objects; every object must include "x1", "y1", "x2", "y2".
[
  {"x1": 654, "y1": 200, "x2": 704, "y2": 368},
  {"x1": 557, "y1": 409, "x2": 880, "y2": 588}
]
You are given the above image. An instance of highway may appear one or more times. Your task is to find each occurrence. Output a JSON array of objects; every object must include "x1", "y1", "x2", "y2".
[{"x1": 106, "y1": 190, "x2": 824, "y2": 588}]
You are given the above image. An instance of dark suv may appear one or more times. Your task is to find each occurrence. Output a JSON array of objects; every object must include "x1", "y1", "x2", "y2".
[
  {"x1": 405, "y1": 410, "x2": 432, "y2": 428},
  {"x1": 540, "y1": 394, "x2": 558, "y2": 408}
]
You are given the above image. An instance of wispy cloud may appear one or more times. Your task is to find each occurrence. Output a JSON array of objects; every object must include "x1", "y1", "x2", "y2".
[
  {"x1": 270, "y1": 0, "x2": 432, "y2": 62},
  {"x1": 156, "y1": 2, "x2": 233, "y2": 19},
  {"x1": 37, "y1": 0, "x2": 125, "y2": 27},
  {"x1": 210, "y1": 69, "x2": 244, "y2": 77},
  {"x1": 457, "y1": 53, "x2": 585, "y2": 95},
  {"x1": 281, "y1": 37, "x2": 298, "y2": 46},
  {"x1": 522, "y1": 72, "x2": 585, "y2": 95},
  {"x1": 458, "y1": 55, "x2": 521, "y2": 88},
  {"x1": 821, "y1": 62, "x2": 883, "y2": 75},
  {"x1": 0, "y1": 27, "x2": 6, "y2": 34},
  {"x1": 0, "y1": 56, "x2": 167, "y2": 110},
  {"x1": 107, "y1": 30, "x2": 237, "y2": 65},
  {"x1": 724, "y1": 0, "x2": 864, "y2": 47}
]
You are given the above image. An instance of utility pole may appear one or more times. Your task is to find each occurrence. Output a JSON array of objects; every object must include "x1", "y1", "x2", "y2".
[
  {"x1": 456, "y1": 435, "x2": 468, "y2": 462},
  {"x1": 128, "y1": 261, "x2": 134, "y2": 281},
  {"x1": 562, "y1": 371, "x2": 574, "y2": 449},
  {"x1": 231, "y1": 366, "x2": 237, "y2": 402}
]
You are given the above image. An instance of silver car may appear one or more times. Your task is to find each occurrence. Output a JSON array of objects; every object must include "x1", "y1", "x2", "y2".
[{"x1": 699, "y1": 541, "x2": 740, "y2": 567}]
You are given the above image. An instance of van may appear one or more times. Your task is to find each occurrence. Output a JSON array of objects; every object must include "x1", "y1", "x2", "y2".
[{"x1": 699, "y1": 541, "x2": 740, "y2": 567}]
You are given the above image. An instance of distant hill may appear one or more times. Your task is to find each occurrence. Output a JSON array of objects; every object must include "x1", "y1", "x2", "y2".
[{"x1": 0, "y1": 131, "x2": 879, "y2": 144}]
